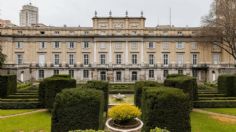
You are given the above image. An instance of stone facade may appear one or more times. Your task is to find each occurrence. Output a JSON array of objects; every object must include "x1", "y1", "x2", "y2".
[{"x1": 0, "y1": 15, "x2": 235, "y2": 83}]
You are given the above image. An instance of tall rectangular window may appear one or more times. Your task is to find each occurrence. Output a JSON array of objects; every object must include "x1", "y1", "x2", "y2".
[
  {"x1": 115, "y1": 43, "x2": 122, "y2": 49},
  {"x1": 16, "y1": 42, "x2": 23, "y2": 48},
  {"x1": 100, "y1": 71, "x2": 106, "y2": 80},
  {"x1": 68, "y1": 42, "x2": 75, "y2": 49},
  {"x1": 192, "y1": 54, "x2": 198, "y2": 65},
  {"x1": 132, "y1": 54, "x2": 137, "y2": 64},
  {"x1": 163, "y1": 54, "x2": 169, "y2": 66},
  {"x1": 177, "y1": 54, "x2": 184, "y2": 66},
  {"x1": 69, "y1": 70, "x2": 74, "y2": 78},
  {"x1": 54, "y1": 69, "x2": 59, "y2": 75},
  {"x1": 192, "y1": 42, "x2": 197, "y2": 50},
  {"x1": 176, "y1": 42, "x2": 184, "y2": 49},
  {"x1": 39, "y1": 42, "x2": 46, "y2": 49},
  {"x1": 16, "y1": 54, "x2": 23, "y2": 64},
  {"x1": 84, "y1": 54, "x2": 89, "y2": 65},
  {"x1": 38, "y1": 70, "x2": 44, "y2": 79},
  {"x1": 100, "y1": 54, "x2": 106, "y2": 64},
  {"x1": 54, "y1": 54, "x2": 60, "y2": 65},
  {"x1": 69, "y1": 54, "x2": 74, "y2": 65},
  {"x1": 162, "y1": 42, "x2": 169, "y2": 50},
  {"x1": 116, "y1": 54, "x2": 122, "y2": 64},
  {"x1": 131, "y1": 42, "x2": 138, "y2": 49},
  {"x1": 132, "y1": 71, "x2": 138, "y2": 81},
  {"x1": 149, "y1": 70, "x2": 154, "y2": 78},
  {"x1": 213, "y1": 53, "x2": 220, "y2": 64},
  {"x1": 163, "y1": 70, "x2": 169, "y2": 78},
  {"x1": 148, "y1": 42, "x2": 154, "y2": 49},
  {"x1": 178, "y1": 70, "x2": 183, "y2": 75},
  {"x1": 83, "y1": 41, "x2": 89, "y2": 48},
  {"x1": 54, "y1": 41, "x2": 60, "y2": 48},
  {"x1": 116, "y1": 71, "x2": 122, "y2": 81},
  {"x1": 149, "y1": 54, "x2": 154, "y2": 65},
  {"x1": 83, "y1": 70, "x2": 89, "y2": 78}
]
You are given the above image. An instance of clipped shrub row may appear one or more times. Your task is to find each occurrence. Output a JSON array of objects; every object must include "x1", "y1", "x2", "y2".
[
  {"x1": 0, "y1": 75, "x2": 17, "y2": 98},
  {"x1": 84, "y1": 80, "x2": 109, "y2": 112},
  {"x1": 166, "y1": 74, "x2": 185, "y2": 78},
  {"x1": 39, "y1": 75, "x2": 76, "y2": 110},
  {"x1": 134, "y1": 81, "x2": 161, "y2": 108},
  {"x1": 193, "y1": 100, "x2": 236, "y2": 108},
  {"x1": 164, "y1": 75, "x2": 198, "y2": 101},
  {"x1": 142, "y1": 87, "x2": 191, "y2": 132},
  {"x1": 17, "y1": 82, "x2": 32, "y2": 89},
  {"x1": 52, "y1": 88, "x2": 104, "y2": 132},
  {"x1": 218, "y1": 74, "x2": 236, "y2": 96},
  {"x1": 52, "y1": 74, "x2": 71, "y2": 79}
]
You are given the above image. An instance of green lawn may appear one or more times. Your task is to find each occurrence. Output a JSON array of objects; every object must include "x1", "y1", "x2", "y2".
[
  {"x1": 191, "y1": 112, "x2": 236, "y2": 132},
  {"x1": 202, "y1": 108, "x2": 236, "y2": 116},
  {"x1": 0, "y1": 109, "x2": 34, "y2": 116},
  {"x1": 1, "y1": 110, "x2": 236, "y2": 132},
  {"x1": 0, "y1": 111, "x2": 51, "y2": 132},
  {"x1": 109, "y1": 94, "x2": 134, "y2": 105}
]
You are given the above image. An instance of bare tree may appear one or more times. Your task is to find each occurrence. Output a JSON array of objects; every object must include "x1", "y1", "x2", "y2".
[{"x1": 201, "y1": 0, "x2": 236, "y2": 61}]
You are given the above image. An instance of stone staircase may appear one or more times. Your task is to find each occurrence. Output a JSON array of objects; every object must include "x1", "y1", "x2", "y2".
[
  {"x1": 194, "y1": 89, "x2": 236, "y2": 108},
  {"x1": 0, "y1": 85, "x2": 42, "y2": 109}
]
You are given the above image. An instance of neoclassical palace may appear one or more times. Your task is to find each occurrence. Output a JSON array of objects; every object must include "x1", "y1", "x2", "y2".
[{"x1": 0, "y1": 15, "x2": 235, "y2": 83}]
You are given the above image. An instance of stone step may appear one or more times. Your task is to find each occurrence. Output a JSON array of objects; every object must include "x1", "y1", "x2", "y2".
[
  {"x1": 0, "y1": 102, "x2": 42, "y2": 109},
  {"x1": 7, "y1": 94, "x2": 38, "y2": 99},
  {"x1": 198, "y1": 94, "x2": 226, "y2": 97},
  {"x1": 194, "y1": 100, "x2": 236, "y2": 108},
  {"x1": 0, "y1": 98, "x2": 39, "y2": 102},
  {"x1": 199, "y1": 97, "x2": 236, "y2": 100}
]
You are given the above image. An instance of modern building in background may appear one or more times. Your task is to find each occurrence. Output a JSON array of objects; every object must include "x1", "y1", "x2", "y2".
[
  {"x1": 19, "y1": 3, "x2": 38, "y2": 27},
  {"x1": 1, "y1": 12, "x2": 235, "y2": 83}
]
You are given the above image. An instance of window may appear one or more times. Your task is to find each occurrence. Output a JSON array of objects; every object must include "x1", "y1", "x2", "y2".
[
  {"x1": 54, "y1": 54, "x2": 60, "y2": 65},
  {"x1": 68, "y1": 42, "x2": 75, "y2": 49},
  {"x1": 176, "y1": 42, "x2": 184, "y2": 49},
  {"x1": 131, "y1": 42, "x2": 138, "y2": 49},
  {"x1": 69, "y1": 70, "x2": 74, "y2": 78},
  {"x1": 192, "y1": 69, "x2": 198, "y2": 77},
  {"x1": 39, "y1": 42, "x2": 46, "y2": 49},
  {"x1": 54, "y1": 41, "x2": 60, "y2": 48},
  {"x1": 163, "y1": 70, "x2": 168, "y2": 78},
  {"x1": 115, "y1": 43, "x2": 122, "y2": 49},
  {"x1": 54, "y1": 69, "x2": 59, "y2": 75},
  {"x1": 116, "y1": 72, "x2": 122, "y2": 81},
  {"x1": 38, "y1": 70, "x2": 44, "y2": 79},
  {"x1": 192, "y1": 54, "x2": 198, "y2": 65},
  {"x1": 178, "y1": 70, "x2": 183, "y2": 75},
  {"x1": 84, "y1": 54, "x2": 89, "y2": 65},
  {"x1": 100, "y1": 43, "x2": 106, "y2": 49},
  {"x1": 16, "y1": 54, "x2": 23, "y2": 64},
  {"x1": 192, "y1": 42, "x2": 197, "y2": 50},
  {"x1": 16, "y1": 42, "x2": 23, "y2": 48},
  {"x1": 39, "y1": 54, "x2": 45, "y2": 67},
  {"x1": 100, "y1": 54, "x2": 106, "y2": 64},
  {"x1": 55, "y1": 31, "x2": 60, "y2": 34},
  {"x1": 163, "y1": 54, "x2": 169, "y2": 66},
  {"x1": 83, "y1": 70, "x2": 89, "y2": 78},
  {"x1": 213, "y1": 53, "x2": 220, "y2": 64},
  {"x1": 162, "y1": 42, "x2": 169, "y2": 50},
  {"x1": 148, "y1": 42, "x2": 154, "y2": 49},
  {"x1": 177, "y1": 31, "x2": 183, "y2": 36},
  {"x1": 83, "y1": 41, "x2": 89, "y2": 48},
  {"x1": 149, "y1": 54, "x2": 154, "y2": 65},
  {"x1": 149, "y1": 70, "x2": 154, "y2": 78},
  {"x1": 132, "y1": 54, "x2": 137, "y2": 64},
  {"x1": 69, "y1": 54, "x2": 74, "y2": 65},
  {"x1": 163, "y1": 31, "x2": 168, "y2": 36},
  {"x1": 177, "y1": 54, "x2": 184, "y2": 66},
  {"x1": 100, "y1": 71, "x2": 107, "y2": 80},
  {"x1": 132, "y1": 71, "x2": 137, "y2": 81},
  {"x1": 116, "y1": 54, "x2": 122, "y2": 64}
]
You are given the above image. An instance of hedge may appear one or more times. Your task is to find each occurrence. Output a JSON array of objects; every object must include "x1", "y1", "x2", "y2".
[
  {"x1": 142, "y1": 87, "x2": 191, "y2": 132},
  {"x1": 164, "y1": 76, "x2": 198, "y2": 101},
  {"x1": 52, "y1": 74, "x2": 71, "y2": 79},
  {"x1": 193, "y1": 100, "x2": 236, "y2": 108},
  {"x1": 0, "y1": 75, "x2": 17, "y2": 98},
  {"x1": 84, "y1": 81, "x2": 109, "y2": 112},
  {"x1": 134, "y1": 81, "x2": 160, "y2": 108},
  {"x1": 218, "y1": 74, "x2": 236, "y2": 96},
  {"x1": 51, "y1": 88, "x2": 104, "y2": 132},
  {"x1": 166, "y1": 74, "x2": 185, "y2": 79},
  {"x1": 39, "y1": 76, "x2": 76, "y2": 110}
]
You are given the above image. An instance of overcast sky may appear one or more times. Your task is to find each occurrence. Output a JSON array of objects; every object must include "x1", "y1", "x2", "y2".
[{"x1": 0, "y1": 0, "x2": 213, "y2": 27}]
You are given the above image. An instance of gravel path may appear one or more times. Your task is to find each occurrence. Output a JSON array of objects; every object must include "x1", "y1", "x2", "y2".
[
  {"x1": 193, "y1": 109, "x2": 236, "y2": 119},
  {"x1": 0, "y1": 109, "x2": 47, "y2": 119}
]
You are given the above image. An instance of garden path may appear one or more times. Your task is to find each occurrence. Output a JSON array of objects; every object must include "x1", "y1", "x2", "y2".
[{"x1": 0, "y1": 109, "x2": 47, "y2": 119}]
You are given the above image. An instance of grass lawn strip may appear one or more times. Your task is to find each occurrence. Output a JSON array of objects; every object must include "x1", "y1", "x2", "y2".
[
  {"x1": 202, "y1": 108, "x2": 236, "y2": 116},
  {"x1": 193, "y1": 109, "x2": 236, "y2": 119}
]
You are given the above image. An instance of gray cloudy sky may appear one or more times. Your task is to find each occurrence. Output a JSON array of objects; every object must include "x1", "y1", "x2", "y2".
[{"x1": 0, "y1": 0, "x2": 213, "y2": 27}]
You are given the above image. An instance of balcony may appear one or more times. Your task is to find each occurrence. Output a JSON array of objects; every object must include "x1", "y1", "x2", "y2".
[{"x1": 2, "y1": 64, "x2": 30, "y2": 69}]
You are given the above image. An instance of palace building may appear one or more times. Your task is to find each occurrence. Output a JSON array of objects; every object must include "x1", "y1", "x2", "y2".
[{"x1": 0, "y1": 13, "x2": 235, "y2": 83}]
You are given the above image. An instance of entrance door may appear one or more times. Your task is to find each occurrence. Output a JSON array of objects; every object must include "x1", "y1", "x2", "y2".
[{"x1": 39, "y1": 54, "x2": 45, "y2": 67}]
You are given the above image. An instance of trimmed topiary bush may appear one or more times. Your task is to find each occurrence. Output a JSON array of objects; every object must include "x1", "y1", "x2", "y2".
[
  {"x1": 52, "y1": 74, "x2": 71, "y2": 79},
  {"x1": 52, "y1": 88, "x2": 104, "y2": 132},
  {"x1": 39, "y1": 76, "x2": 76, "y2": 110},
  {"x1": 164, "y1": 76, "x2": 198, "y2": 101},
  {"x1": 134, "y1": 81, "x2": 160, "y2": 108},
  {"x1": 142, "y1": 87, "x2": 191, "y2": 132},
  {"x1": 0, "y1": 75, "x2": 17, "y2": 98},
  {"x1": 218, "y1": 74, "x2": 236, "y2": 96},
  {"x1": 85, "y1": 80, "x2": 109, "y2": 112}
]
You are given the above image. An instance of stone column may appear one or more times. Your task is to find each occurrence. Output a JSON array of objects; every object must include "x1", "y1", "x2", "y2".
[{"x1": 94, "y1": 41, "x2": 97, "y2": 64}]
